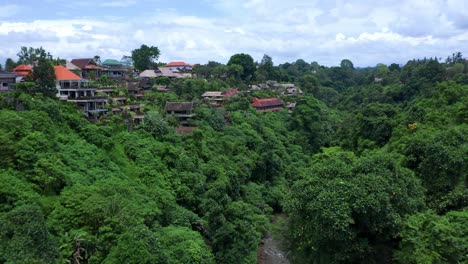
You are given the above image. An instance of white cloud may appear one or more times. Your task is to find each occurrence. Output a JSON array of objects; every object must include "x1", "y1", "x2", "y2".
[{"x1": 0, "y1": 0, "x2": 467, "y2": 67}]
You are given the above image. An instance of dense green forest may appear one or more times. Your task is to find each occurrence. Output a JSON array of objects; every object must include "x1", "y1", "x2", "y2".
[{"x1": 0, "y1": 50, "x2": 467, "y2": 264}]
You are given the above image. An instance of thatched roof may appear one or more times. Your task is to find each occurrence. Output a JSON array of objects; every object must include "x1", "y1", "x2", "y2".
[{"x1": 165, "y1": 102, "x2": 193, "y2": 112}]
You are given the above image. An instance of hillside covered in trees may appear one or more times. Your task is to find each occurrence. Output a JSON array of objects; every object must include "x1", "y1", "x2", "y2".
[{"x1": 0, "y1": 50, "x2": 467, "y2": 264}]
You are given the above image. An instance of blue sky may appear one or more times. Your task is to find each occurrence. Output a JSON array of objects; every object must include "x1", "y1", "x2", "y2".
[{"x1": 1, "y1": 0, "x2": 468, "y2": 67}]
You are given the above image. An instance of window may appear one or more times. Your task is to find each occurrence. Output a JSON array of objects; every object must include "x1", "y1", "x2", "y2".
[{"x1": 2, "y1": 82, "x2": 8, "y2": 87}]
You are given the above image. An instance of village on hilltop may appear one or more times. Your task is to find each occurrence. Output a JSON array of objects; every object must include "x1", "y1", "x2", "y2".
[{"x1": 0, "y1": 56, "x2": 302, "y2": 133}]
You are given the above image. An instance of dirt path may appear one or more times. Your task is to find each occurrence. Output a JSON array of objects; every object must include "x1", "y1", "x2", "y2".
[{"x1": 258, "y1": 214, "x2": 290, "y2": 264}]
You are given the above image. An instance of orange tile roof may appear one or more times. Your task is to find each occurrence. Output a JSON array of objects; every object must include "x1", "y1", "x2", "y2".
[
  {"x1": 166, "y1": 61, "x2": 190, "y2": 67},
  {"x1": 54, "y1": 65, "x2": 81, "y2": 81},
  {"x1": 13, "y1": 64, "x2": 32, "y2": 76}
]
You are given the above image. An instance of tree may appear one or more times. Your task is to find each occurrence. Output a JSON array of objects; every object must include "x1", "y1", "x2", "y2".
[
  {"x1": 141, "y1": 111, "x2": 170, "y2": 137},
  {"x1": 17, "y1": 46, "x2": 53, "y2": 65},
  {"x1": 287, "y1": 149, "x2": 425, "y2": 263},
  {"x1": 32, "y1": 57, "x2": 57, "y2": 97},
  {"x1": 257, "y1": 54, "x2": 276, "y2": 81},
  {"x1": 340, "y1": 59, "x2": 354, "y2": 69},
  {"x1": 297, "y1": 74, "x2": 319, "y2": 95},
  {"x1": 394, "y1": 210, "x2": 467, "y2": 264},
  {"x1": 131, "y1": 44, "x2": 161, "y2": 71},
  {"x1": 103, "y1": 225, "x2": 167, "y2": 264},
  {"x1": 94, "y1": 55, "x2": 101, "y2": 65},
  {"x1": 290, "y1": 96, "x2": 325, "y2": 151},
  {"x1": 158, "y1": 226, "x2": 215, "y2": 264},
  {"x1": 388, "y1": 63, "x2": 401, "y2": 72},
  {"x1": 227, "y1": 53, "x2": 255, "y2": 81},
  {"x1": 121, "y1": 55, "x2": 133, "y2": 66},
  {"x1": 445, "y1": 52, "x2": 464, "y2": 65},
  {"x1": 5, "y1": 58, "x2": 16, "y2": 72},
  {"x1": 0, "y1": 204, "x2": 59, "y2": 263},
  {"x1": 227, "y1": 64, "x2": 243, "y2": 81}
]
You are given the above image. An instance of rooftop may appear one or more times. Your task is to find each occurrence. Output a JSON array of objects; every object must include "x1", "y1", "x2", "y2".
[
  {"x1": 166, "y1": 61, "x2": 191, "y2": 67},
  {"x1": 13, "y1": 64, "x2": 32, "y2": 76},
  {"x1": 251, "y1": 97, "x2": 284, "y2": 108},
  {"x1": 71, "y1": 58, "x2": 96, "y2": 69},
  {"x1": 54, "y1": 65, "x2": 81, "y2": 81},
  {"x1": 224, "y1": 88, "x2": 239, "y2": 97},
  {"x1": 165, "y1": 102, "x2": 193, "y2": 112},
  {"x1": 0, "y1": 70, "x2": 19, "y2": 78},
  {"x1": 202, "y1": 91, "x2": 223, "y2": 97}
]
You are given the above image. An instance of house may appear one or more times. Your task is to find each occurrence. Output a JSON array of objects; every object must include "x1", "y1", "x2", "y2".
[
  {"x1": 282, "y1": 87, "x2": 303, "y2": 97},
  {"x1": 70, "y1": 58, "x2": 103, "y2": 79},
  {"x1": 224, "y1": 88, "x2": 239, "y2": 97},
  {"x1": 276, "y1": 83, "x2": 295, "y2": 89},
  {"x1": 251, "y1": 97, "x2": 284, "y2": 112},
  {"x1": 165, "y1": 102, "x2": 195, "y2": 125},
  {"x1": 202, "y1": 91, "x2": 224, "y2": 106},
  {"x1": 101, "y1": 59, "x2": 128, "y2": 78},
  {"x1": 156, "y1": 85, "x2": 170, "y2": 93},
  {"x1": 139, "y1": 70, "x2": 159, "y2": 78},
  {"x1": 54, "y1": 65, "x2": 107, "y2": 118},
  {"x1": 139, "y1": 67, "x2": 184, "y2": 79},
  {"x1": 166, "y1": 61, "x2": 192, "y2": 71},
  {"x1": 66, "y1": 61, "x2": 82, "y2": 77},
  {"x1": 157, "y1": 67, "x2": 184, "y2": 78},
  {"x1": 127, "y1": 81, "x2": 142, "y2": 96},
  {"x1": 0, "y1": 71, "x2": 19, "y2": 92},
  {"x1": 12, "y1": 64, "x2": 32, "y2": 76},
  {"x1": 288, "y1": 102, "x2": 297, "y2": 113},
  {"x1": 250, "y1": 81, "x2": 296, "y2": 91}
]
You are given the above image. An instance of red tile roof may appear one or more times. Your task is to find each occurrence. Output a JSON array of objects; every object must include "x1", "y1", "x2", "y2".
[
  {"x1": 224, "y1": 88, "x2": 239, "y2": 97},
  {"x1": 166, "y1": 61, "x2": 191, "y2": 67},
  {"x1": 13, "y1": 64, "x2": 32, "y2": 76},
  {"x1": 54, "y1": 65, "x2": 81, "y2": 81},
  {"x1": 251, "y1": 97, "x2": 284, "y2": 108}
]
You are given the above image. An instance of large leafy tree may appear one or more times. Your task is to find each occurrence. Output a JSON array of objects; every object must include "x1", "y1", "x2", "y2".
[
  {"x1": 256, "y1": 54, "x2": 276, "y2": 81},
  {"x1": 17, "y1": 46, "x2": 52, "y2": 65},
  {"x1": 131, "y1": 44, "x2": 160, "y2": 71},
  {"x1": 287, "y1": 148, "x2": 425, "y2": 263},
  {"x1": 32, "y1": 57, "x2": 57, "y2": 98},
  {"x1": 394, "y1": 210, "x2": 467, "y2": 264},
  {"x1": 5, "y1": 58, "x2": 17, "y2": 72},
  {"x1": 227, "y1": 53, "x2": 255, "y2": 81},
  {"x1": 0, "y1": 204, "x2": 59, "y2": 263}
]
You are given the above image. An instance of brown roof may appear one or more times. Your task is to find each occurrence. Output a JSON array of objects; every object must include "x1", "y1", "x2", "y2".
[
  {"x1": 165, "y1": 102, "x2": 193, "y2": 112},
  {"x1": 138, "y1": 78, "x2": 149, "y2": 87},
  {"x1": 71, "y1": 58, "x2": 96, "y2": 69},
  {"x1": 176, "y1": 126, "x2": 197, "y2": 134},
  {"x1": 127, "y1": 82, "x2": 140, "y2": 91}
]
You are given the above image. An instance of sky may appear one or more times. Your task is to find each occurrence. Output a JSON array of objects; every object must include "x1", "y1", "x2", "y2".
[{"x1": 1, "y1": 0, "x2": 467, "y2": 67}]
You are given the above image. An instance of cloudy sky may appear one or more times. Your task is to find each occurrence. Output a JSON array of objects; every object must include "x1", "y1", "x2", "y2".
[{"x1": 1, "y1": 0, "x2": 467, "y2": 67}]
